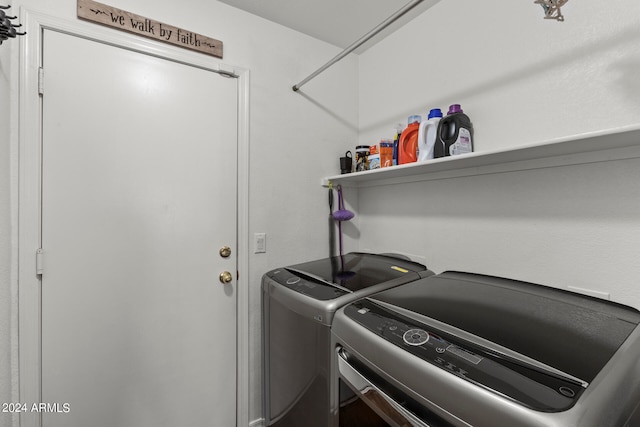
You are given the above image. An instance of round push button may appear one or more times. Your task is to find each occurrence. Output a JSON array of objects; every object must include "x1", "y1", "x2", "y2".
[
  {"x1": 559, "y1": 386, "x2": 576, "y2": 398},
  {"x1": 403, "y1": 329, "x2": 429, "y2": 346}
]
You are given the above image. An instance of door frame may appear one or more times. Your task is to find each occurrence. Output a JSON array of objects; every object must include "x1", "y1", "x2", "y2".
[{"x1": 17, "y1": 9, "x2": 250, "y2": 427}]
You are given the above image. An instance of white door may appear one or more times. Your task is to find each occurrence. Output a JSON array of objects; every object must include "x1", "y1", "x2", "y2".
[{"x1": 40, "y1": 29, "x2": 238, "y2": 427}]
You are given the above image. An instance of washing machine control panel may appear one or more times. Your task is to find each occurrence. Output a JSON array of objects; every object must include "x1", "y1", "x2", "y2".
[
  {"x1": 344, "y1": 300, "x2": 584, "y2": 412},
  {"x1": 266, "y1": 268, "x2": 348, "y2": 300}
]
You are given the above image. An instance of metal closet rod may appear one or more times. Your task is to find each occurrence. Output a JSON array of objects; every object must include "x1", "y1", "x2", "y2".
[{"x1": 292, "y1": 0, "x2": 425, "y2": 92}]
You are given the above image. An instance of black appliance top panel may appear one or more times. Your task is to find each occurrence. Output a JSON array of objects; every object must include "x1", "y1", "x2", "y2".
[
  {"x1": 285, "y1": 252, "x2": 427, "y2": 293},
  {"x1": 343, "y1": 300, "x2": 581, "y2": 411},
  {"x1": 369, "y1": 271, "x2": 640, "y2": 383},
  {"x1": 267, "y1": 268, "x2": 349, "y2": 300}
]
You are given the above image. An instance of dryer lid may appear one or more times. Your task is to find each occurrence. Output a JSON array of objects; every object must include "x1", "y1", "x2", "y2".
[{"x1": 368, "y1": 271, "x2": 640, "y2": 383}]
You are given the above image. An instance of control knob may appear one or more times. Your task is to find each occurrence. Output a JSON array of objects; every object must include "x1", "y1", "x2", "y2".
[{"x1": 403, "y1": 328, "x2": 429, "y2": 346}]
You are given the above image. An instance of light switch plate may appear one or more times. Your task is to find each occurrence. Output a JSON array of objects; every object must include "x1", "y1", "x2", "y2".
[{"x1": 254, "y1": 233, "x2": 266, "y2": 253}]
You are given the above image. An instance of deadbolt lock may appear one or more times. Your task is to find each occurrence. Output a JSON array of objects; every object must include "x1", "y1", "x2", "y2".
[
  {"x1": 219, "y1": 271, "x2": 233, "y2": 284},
  {"x1": 219, "y1": 246, "x2": 232, "y2": 258}
]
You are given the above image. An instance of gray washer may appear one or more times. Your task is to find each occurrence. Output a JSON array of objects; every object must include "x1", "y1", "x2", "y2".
[
  {"x1": 332, "y1": 271, "x2": 640, "y2": 427},
  {"x1": 262, "y1": 252, "x2": 432, "y2": 427}
]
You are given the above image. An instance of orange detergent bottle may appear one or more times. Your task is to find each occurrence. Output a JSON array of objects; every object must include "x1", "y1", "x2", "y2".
[{"x1": 398, "y1": 115, "x2": 421, "y2": 164}]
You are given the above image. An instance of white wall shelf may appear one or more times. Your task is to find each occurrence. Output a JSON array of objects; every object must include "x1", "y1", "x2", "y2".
[{"x1": 324, "y1": 126, "x2": 640, "y2": 188}]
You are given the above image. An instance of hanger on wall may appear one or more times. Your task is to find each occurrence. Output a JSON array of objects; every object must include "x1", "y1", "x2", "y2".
[{"x1": 1, "y1": 5, "x2": 26, "y2": 45}]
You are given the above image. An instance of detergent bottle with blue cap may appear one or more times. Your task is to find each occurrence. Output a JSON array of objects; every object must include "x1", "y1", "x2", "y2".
[{"x1": 417, "y1": 108, "x2": 443, "y2": 162}]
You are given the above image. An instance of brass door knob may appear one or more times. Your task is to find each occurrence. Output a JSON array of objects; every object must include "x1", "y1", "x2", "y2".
[
  {"x1": 219, "y1": 246, "x2": 232, "y2": 258},
  {"x1": 219, "y1": 271, "x2": 233, "y2": 284}
]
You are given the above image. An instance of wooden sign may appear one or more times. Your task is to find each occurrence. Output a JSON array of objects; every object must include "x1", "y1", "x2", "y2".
[{"x1": 77, "y1": 0, "x2": 223, "y2": 58}]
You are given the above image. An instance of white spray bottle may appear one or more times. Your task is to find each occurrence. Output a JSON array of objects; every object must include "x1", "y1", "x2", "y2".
[{"x1": 417, "y1": 108, "x2": 443, "y2": 162}]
